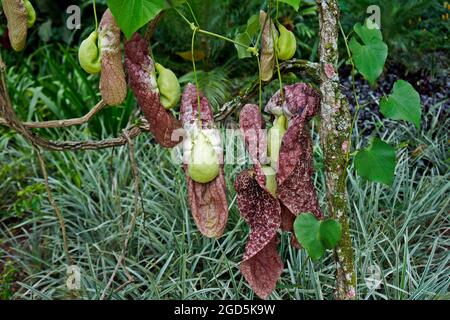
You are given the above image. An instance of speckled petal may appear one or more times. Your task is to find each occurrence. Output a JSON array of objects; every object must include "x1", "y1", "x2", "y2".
[
  {"x1": 180, "y1": 84, "x2": 228, "y2": 238},
  {"x1": 234, "y1": 170, "x2": 282, "y2": 299},
  {"x1": 99, "y1": 9, "x2": 127, "y2": 106},
  {"x1": 125, "y1": 33, "x2": 182, "y2": 148}
]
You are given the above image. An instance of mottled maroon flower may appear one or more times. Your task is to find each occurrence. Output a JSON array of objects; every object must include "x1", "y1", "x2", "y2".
[
  {"x1": 276, "y1": 90, "x2": 322, "y2": 219},
  {"x1": 180, "y1": 84, "x2": 228, "y2": 238},
  {"x1": 265, "y1": 83, "x2": 320, "y2": 119},
  {"x1": 125, "y1": 33, "x2": 182, "y2": 148},
  {"x1": 239, "y1": 104, "x2": 268, "y2": 187},
  {"x1": 235, "y1": 83, "x2": 322, "y2": 298},
  {"x1": 234, "y1": 170, "x2": 282, "y2": 299}
]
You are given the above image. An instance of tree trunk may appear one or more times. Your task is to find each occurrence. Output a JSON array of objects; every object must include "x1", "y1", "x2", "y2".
[{"x1": 316, "y1": 0, "x2": 356, "y2": 299}]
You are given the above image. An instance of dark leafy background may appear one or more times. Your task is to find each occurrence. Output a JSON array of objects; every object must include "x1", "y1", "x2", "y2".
[{"x1": 0, "y1": 0, "x2": 448, "y2": 300}]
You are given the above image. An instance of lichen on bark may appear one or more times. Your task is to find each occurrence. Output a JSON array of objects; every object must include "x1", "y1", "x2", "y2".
[{"x1": 316, "y1": 0, "x2": 356, "y2": 299}]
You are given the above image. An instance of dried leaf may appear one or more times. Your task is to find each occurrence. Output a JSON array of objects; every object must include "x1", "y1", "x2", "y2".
[
  {"x1": 99, "y1": 9, "x2": 127, "y2": 106},
  {"x1": 180, "y1": 84, "x2": 228, "y2": 238},
  {"x1": 125, "y1": 33, "x2": 182, "y2": 148},
  {"x1": 259, "y1": 11, "x2": 278, "y2": 82},
  {"x1": 176, "y1": 50, "x2": 206, "y2": 61}
]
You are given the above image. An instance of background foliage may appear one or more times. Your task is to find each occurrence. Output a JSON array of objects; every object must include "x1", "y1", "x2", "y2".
[{"x1": 0, "y1": 0, "x2": 448, "y2": 299}]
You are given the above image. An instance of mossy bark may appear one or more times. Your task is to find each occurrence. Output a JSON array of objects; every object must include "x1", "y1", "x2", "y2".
[{"x1": 316, "y1": 0, "x2": 356, "y2": 299}]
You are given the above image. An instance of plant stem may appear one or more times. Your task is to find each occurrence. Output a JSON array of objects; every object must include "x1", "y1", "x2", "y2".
[
  {"x1": 35, "y1": 149, "x2": 72, "y2": 265},
  {"x1": 93, "y1": 0, "x2": 98, "y2": 30},
  {"x1": 271, "y1": 0, "x2": 284, "y2": 101},
  {"x1": 191, "y1": 28, "x2": 202, "y2": 126},
  {"x1": 185, "y1": 1, "x2": 199, "y2": 26},
  {"x1": 338, "y1": 22, "x2": 361, "y2": 164},
  {"x1": 173, "y1": 5, "x2": 252, "y2": 50},
  {"x1": 257, "y1": 57, "x2": 263, "y2": 110},
  {"x1": 196, "y1": 29, "x2": 251, "y2": 49}
]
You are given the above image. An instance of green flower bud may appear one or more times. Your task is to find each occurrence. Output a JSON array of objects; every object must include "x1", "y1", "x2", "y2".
[
  {"x1": 276, "y1": 24, "x2": 297, "y2": 61},
  {"x1": 2, "y1": 0, "x2": 29, "y2": 51},
  {"x1": 261, "y1": 165, "x2": 277, "y2": 197},
  {"x1": 268, "y1": 115, "x2": 288, "y2": 169},
  {"x1": 78, "y1": 31, "x2": 102, "y2": 75},
  {"x1": 188, "y1": 131, "x2": 220, "y2": 184},
  {"x1": 155, "y1": 63, "x2": 181, "y2": 109},
  {"x1": 24, "y1": 0, "x2": 36, "y2": 28}
]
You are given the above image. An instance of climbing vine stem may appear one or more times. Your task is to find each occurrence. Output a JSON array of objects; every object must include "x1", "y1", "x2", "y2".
[
  {"x1": 93, "y1": 0, "x2": 98, "y2": 30},
  {"x1": 185, "y1": 1, "x2": 199, "y2": 27},
  {"x1": 257, "y1": 57, "x2": 263, "y2": 110},
  {"x1": 272, "y1": 0, "x2": 284, "y2": 101},
  {"x1": 191, "y1": 27, "x2": 202, "y2": 125},
  {"x1": 339, "y1": 22, "x2": 361, "y2": 164},
  {"x1": 173, "y1": 6, "x2": 252, "y2": 50}
]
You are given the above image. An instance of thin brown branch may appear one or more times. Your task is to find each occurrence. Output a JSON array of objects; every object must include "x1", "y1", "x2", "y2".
[
  {"x1": 1, "y1": 58, "x2": 152, "y2": 152},
  {"x1": 0, "y1": 100, "x2": 107, "y2": 129},
  {"x1": 1, "y1": 53, "x2": 318, "y2": 150},
  {"x1": 35, "y1": 148, "x2": 72, "y2": 265},
  {"x1": 100, "y1": 130, "x2": 141, "y2": 300},
  {"x1": 214, "y1": 59, "x2": 320, "y2": 121}
]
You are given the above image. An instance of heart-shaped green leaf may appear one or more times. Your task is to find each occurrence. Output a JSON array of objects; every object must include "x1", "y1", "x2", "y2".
[
  {"x1": 234, "y1": 14, "x2": 260, "y2": 59},
  {"x1": 107, "y1": 0, "x2": 165, "y2": 39},
  {"x1": 234, "y1": 32, "x2": 252, "y2": 59},
  {"x1": 380, "y1": 80, "x2": 422, "y2": 129},
  {"x1": 354, "y1": 138, "x2": 396, "y2": 186},
  {"x1": 319, "y1": 219, "x2": 342, "y2": 249},
  {"x1": 163, "y1": 0, "x2": 187, "y2": 9},
  {"x1": 349, "y1": 22, "x2": 387, "y2": 86},
  {"x1": 246, "y1": 13, "x2": 260, "y2": 36},
  {"x1": 294, "y1": 213, "x2": 343, "y2": 261},
  {"x1": 293, "y1": 213, "x2": 324, "y2": 261},
  {"x1": 354, "y1": 21, "x2": 382, "y2": 43}
]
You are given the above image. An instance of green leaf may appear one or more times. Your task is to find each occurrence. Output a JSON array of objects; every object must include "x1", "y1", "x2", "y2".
[
  {"x1": 349, "y1": 22, "x2": 387, "y2": 86},
  {"x1": 246, "y1": 14, "x2": 260, "y2": 36},
  {"x1": 107, "y1": 0, "x2": 165, "y2": 39},
  {"x1": 319, "y1": 219, "x2": 342, "y2": 249},
  {"x1": 278, "y1": 0, "x2": 301, "y2": 11},
  {"x1": 38, "y1": 20, "x2": 52, "y2": 43},
  {"x1": 293, "y1": 213, "x2": 325, "y2": 261},
  {"x1": 234, "y1": 14, "x2": 260, "y2": 59},
  {"x1": 234, "y1": 33, "x2": 252, "y2": 59},
  {"x1": 354, "y1": 138, "x2": 396, "y2": 186},
  {"x1": 354, "y1": 21, "x2": 382, "y2": 43},
  {"x1": 163, "y1": 0, "x2": 186, "y2": 9},
  {"x1": 380, "y1": 80, "x2": 422, "y2": 129}
]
